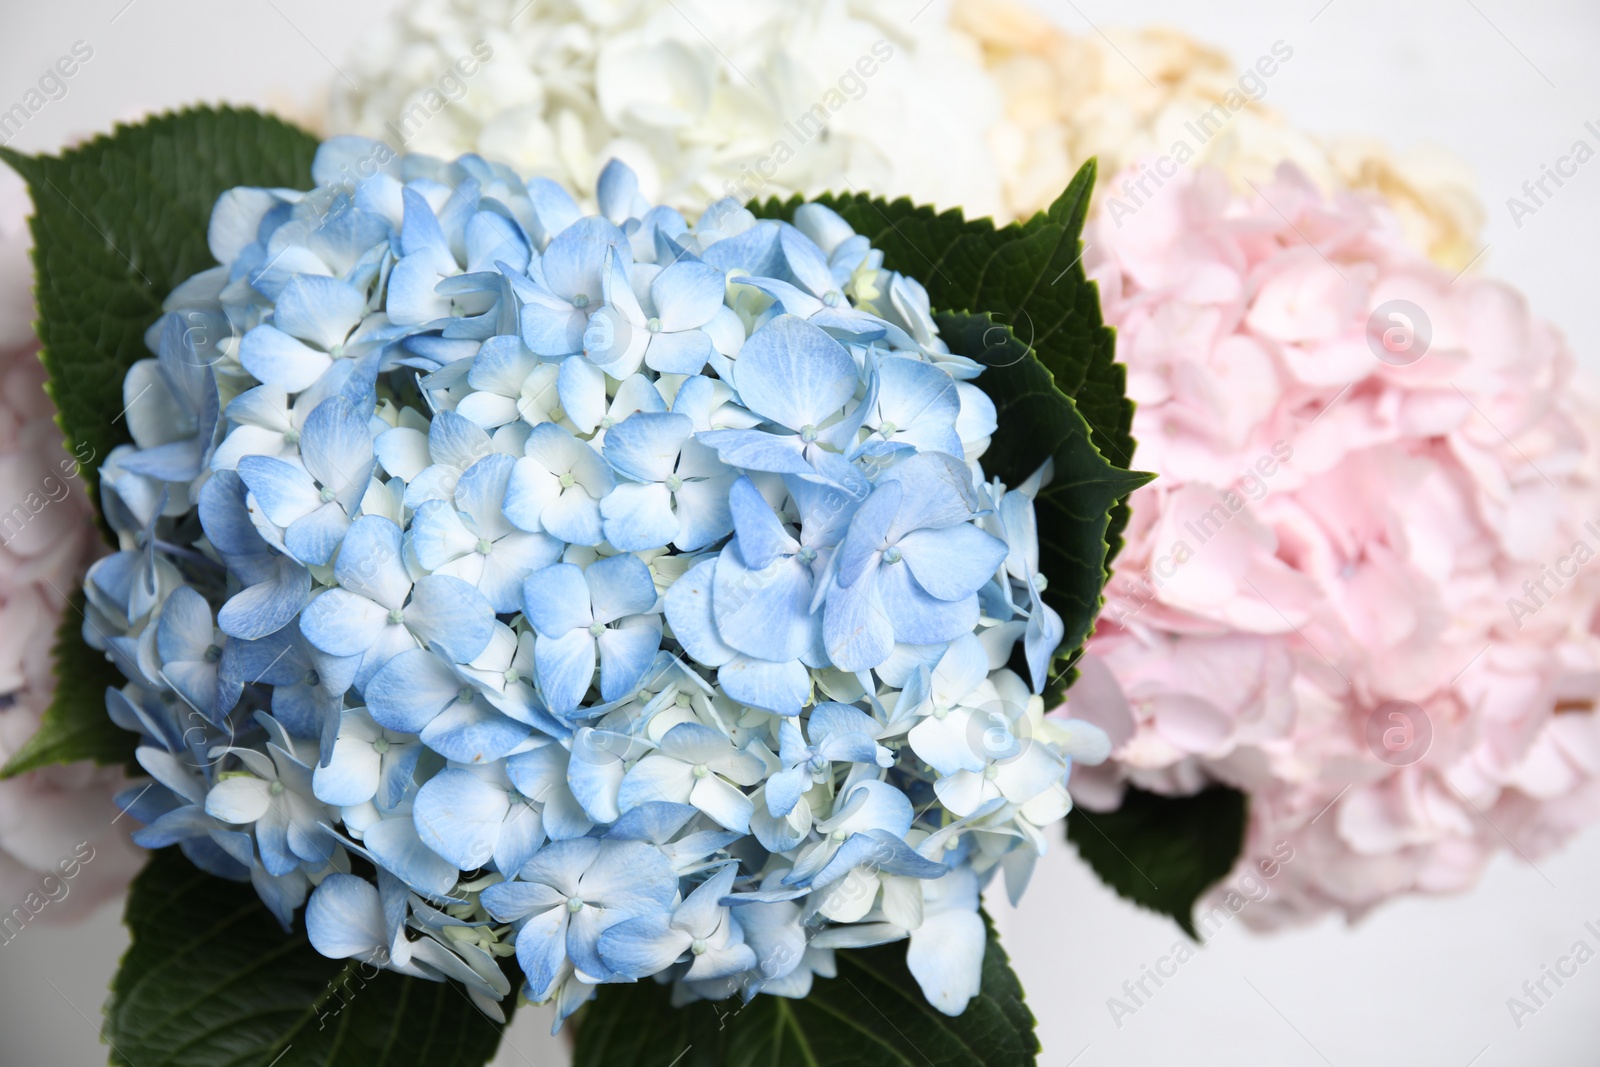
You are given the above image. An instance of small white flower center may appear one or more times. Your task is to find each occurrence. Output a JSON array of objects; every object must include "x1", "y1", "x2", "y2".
[
  {"x1": 476, "y1": 538, "x2": 494, "y2": 555},
  {"x1": 674, "y1": 692, "x2": 693, "y2": 708},
  {"x1": 457, "y1": 687, "x2": 475, "y2": 705},
  {"x1": 588, "y1": 622, "x2": 606, "y2": 637},
  {"x1": 984, "y1": 764, "x2": 1000, "y2": 780},
  {"x1": 373, "y1": 737, "x2": 391, "y2": 755},
  {"x1": 600, "y1": 416, "x2": 615, "y2": 429},
  {"x1": 269, "y1": 780, "x2": 285, "y2": 796},
  {"x1": 692, "y1": 764, "x2": 711, "y2": 779},
  {"x1": 319, "y1": 486, "x2": 337, "y2": 503},
  {"x1": 647, "y1": 317, "x2": 663, "y2": 333},
  {"x1": 572, "y1": 294, "x2": 590, "y2": 309},
  {"x1": 566, "y1": 896, "x2": 584, "y2": 913},
  {"x1": 878, "y1": 421, "x2": 897, "y2": 437},
  {"x1": 665, "y1": 474, "x2": 683, "y2": 492},
  {"x1": 504, "y1": 668, "x2": 520, "y2": 684},
  {"x1": 883, "y1": 546, "x2": 903, "y2": 564},
  {"x1": 830, "y1": 829, "x2": 848, "y2": 842},
  {"x1": 690, "y1": 938, "x2": 708, "y2": 956},
  {"x1": 932, "y1": 704, "x2": 948, "y2": 720},
  {"x1": 800, "y1": 424, "x2": 819, "y2": 443},
  {"x1": 823, "y1": 290, "x2": 843, "y2": 307},
  {"x1": 387, "y1": 608, "x2": 406, "y2": 625},
  {"x1": 329, "y1": 343, "x2": 346, "y2": 359},
  {"x1": 559, "y1": 472, "x2": 576, "y2": 489},
  {"x1": 944, "y1": 834, "x2": 962, "y2": 851},
  {"x1": 283, "y1": 429, "x2": 300, "y2": 445}
]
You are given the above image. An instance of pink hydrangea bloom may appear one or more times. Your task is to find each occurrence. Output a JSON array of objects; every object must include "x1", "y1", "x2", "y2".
[
  {"x1": 0, "y1": 165, "x2": 144, "y2": 925},
  {"x1": 1069, "y1": 163, "x2": 1600, "y2": 926}
]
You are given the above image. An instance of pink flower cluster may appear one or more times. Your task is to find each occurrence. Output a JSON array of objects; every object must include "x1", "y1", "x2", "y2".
[
  {"x1": 0, "y1": 166, "x2": 142, "y2": 926},
  {"x1": 1068, "y1": 163, "x2": 1600, "y2": 926}
]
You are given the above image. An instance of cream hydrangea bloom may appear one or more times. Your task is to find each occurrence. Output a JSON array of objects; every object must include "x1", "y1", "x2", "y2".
[
  {"x1": 952, "y1": 0, "x2": 1485, "y2": 269},
  {"x1": 328, "y1": 0, "x2": 1008, "y2": 218}
]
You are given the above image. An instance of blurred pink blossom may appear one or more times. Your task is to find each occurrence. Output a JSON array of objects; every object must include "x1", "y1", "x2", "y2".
[
  {"x1": 1069, "y1": 162, "x2": 1600, "y2": 926},
  {"x1": 0, "y1": 164, "x2": 143, "y2": 924}
]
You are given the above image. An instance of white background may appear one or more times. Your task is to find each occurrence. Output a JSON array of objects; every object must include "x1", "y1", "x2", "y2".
[{"x1": 1, "y1": 1, "x2": 1598, "y2": 1064}]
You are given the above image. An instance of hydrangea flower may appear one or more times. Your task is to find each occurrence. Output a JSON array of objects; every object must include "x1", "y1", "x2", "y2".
[
  {"x1": 98, "y1": 146, "x2": 1107, "y2": 1028},
  {"x1": 1072, "y1": 163, "x2": 1600, "y2": 927}
]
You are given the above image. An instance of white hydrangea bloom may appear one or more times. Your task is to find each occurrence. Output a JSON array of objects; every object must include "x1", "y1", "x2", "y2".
[{"x1": 329, "y1": 0, "x2": 1009, "y2": 219}]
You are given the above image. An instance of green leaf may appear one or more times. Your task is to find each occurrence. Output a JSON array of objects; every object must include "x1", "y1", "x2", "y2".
[
  {"x1": 106, "y1": 848, "x2": 509, "y2": 1067},
  {"x1": 0, "y1": 590, "x2": 136, "y2": 777},
  {"x1": 0, "y1": 106, "x2": 319, "y2": 527},
  {"x1": 1065, "y1": 785, "x2": 1249, "y2": 938},
  {"x1": 574, "y1": 911, "x2": 1037, "y2": 1067},
  {"x1": 937, "y1": 312, "x2": 1149, "y2": 698},
  {"x1": 750, "y1": 160, "x2": 1138, "y2": 562}
]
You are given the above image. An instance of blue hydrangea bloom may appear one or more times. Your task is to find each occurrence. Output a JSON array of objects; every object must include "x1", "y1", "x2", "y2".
[{"x1": 96, "y1": 143, "x2": 1111, "y2": 1028}]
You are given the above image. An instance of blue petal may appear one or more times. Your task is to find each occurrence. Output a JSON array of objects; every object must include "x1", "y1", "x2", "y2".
[
  {"x1": 596, "y1": 913, "x2": 685, "y2": 979},
  {"x1": 603, "y1": 411, "x2": 691, "y2": 484},
  {"x1": 285, "y1": 501, "x2": 355, "y2": 566},
  {"x1": 694, "y1": 429, "x2": 811, "y2": 477},
  {"x1": 662, "y1": 558, "x2": 734, "y2": 669},
  {"x1": 777, "y1": 225, "x2": 837, "y2": 297},
  {"x1": 542, "y1": 216, "x2": 628, "y2": 303},
  {"x1": 237, "y1": 455, "x2": 319, "y2": 528},
  {"x1": 765, "y1": 764, "x2": 810, "y2": 817},
  {"x1": 520, "y1": 300, "x2": 586, "y2": 358},
  {"x1": 726, "y1": 476, "x2": 796, "y2": 569},
  {"x1": 527, "y1": 178, "x2": 582, "y2": 246},
  {"x1": 239, "y1": 325, "x2": 331, "y2": 394},
  {"x1": 599, "y1": 482, "x2": 677, "y2": 552},
  {"x1": 333, "y1": 514, "x2": 410, "y2": 608},
  {"x1": 300, "y1": 396, "x2": 375, "y2": 503},
  {"x1": 306, "y1": 873, "x2": 386, "y2": 959},
  {"x1": 406, "y1": 575, "x2": 495, "y2": 663},
  {"x1": 275, "y1": 274, "x2": 366, "y2": 349},
  {"x1": 700, "y1": 222, "x2": 782, "y2": 276},
  {"x1": 299, "y1": 585, "x2": 390, "y2": 660},
  {"x1": 522, "y1": 563, "x2": 592, "y2": 636},
  {"x1": 877, "y1": 565, "x2": 979, "y2": 646},
  {"x1": 217, "y1": 558, "x2": 311, "y2": 640},
  {"x1": 731, "y1": 315, "x2": 858, "y2": 431},
  {"x1": 585, "y1": 553, "x2": 658, "y2": 624},
  {"x1": 713, "y1": 544, "x2": 813, "y2": 663},
  {"x1": 812, "y1": 829, "x2": 946, "y2": 888},
  {"x1": 896, "y1": 525, "x2": 1008, "y2": 602},
  {"x1": 596, "y1": 159, "x2": 641, "y2": 223},
  {"x1": 365, "y1": 816, "x2": 461, "y2": 899},
  {"x1": 716, "y1": 656, "x2": 810, "y2": 717},
  {"x1": 413, "y1": 768, "x2": 510, "y2": 871},
  {"x1": 534, "y1": 629, "x2": 596, "y2": 717},
  {"x1": 651, "y1": 260, "x2": 725, "y2": 331},
  {"x1": 365, "y1": 648, "x2": 460, "y2": 733},
  {"x1": 822, "y1": 573, "x2": 894, "y2": 672},
  {"x1": 597, "y1": 618, "x2": 662, "y2": 702},
  {"x1": 420, "y1": 698, "x2": 531, "y2": 765}
]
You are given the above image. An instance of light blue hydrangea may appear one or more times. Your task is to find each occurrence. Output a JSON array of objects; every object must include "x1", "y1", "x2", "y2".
[{"x1": 98, "y1": 140, "x2": 1109, "y2": 1029}]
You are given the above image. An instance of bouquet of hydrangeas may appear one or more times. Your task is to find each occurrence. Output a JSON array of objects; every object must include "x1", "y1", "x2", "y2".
[{"x1": 0, "y1": 105, "x2": 1143, "y2": 1065}]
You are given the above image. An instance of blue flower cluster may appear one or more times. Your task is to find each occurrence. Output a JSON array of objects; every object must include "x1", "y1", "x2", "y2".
[{"x1": 93, "y1": 140, "x2": 1111, "y2": 1024}]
